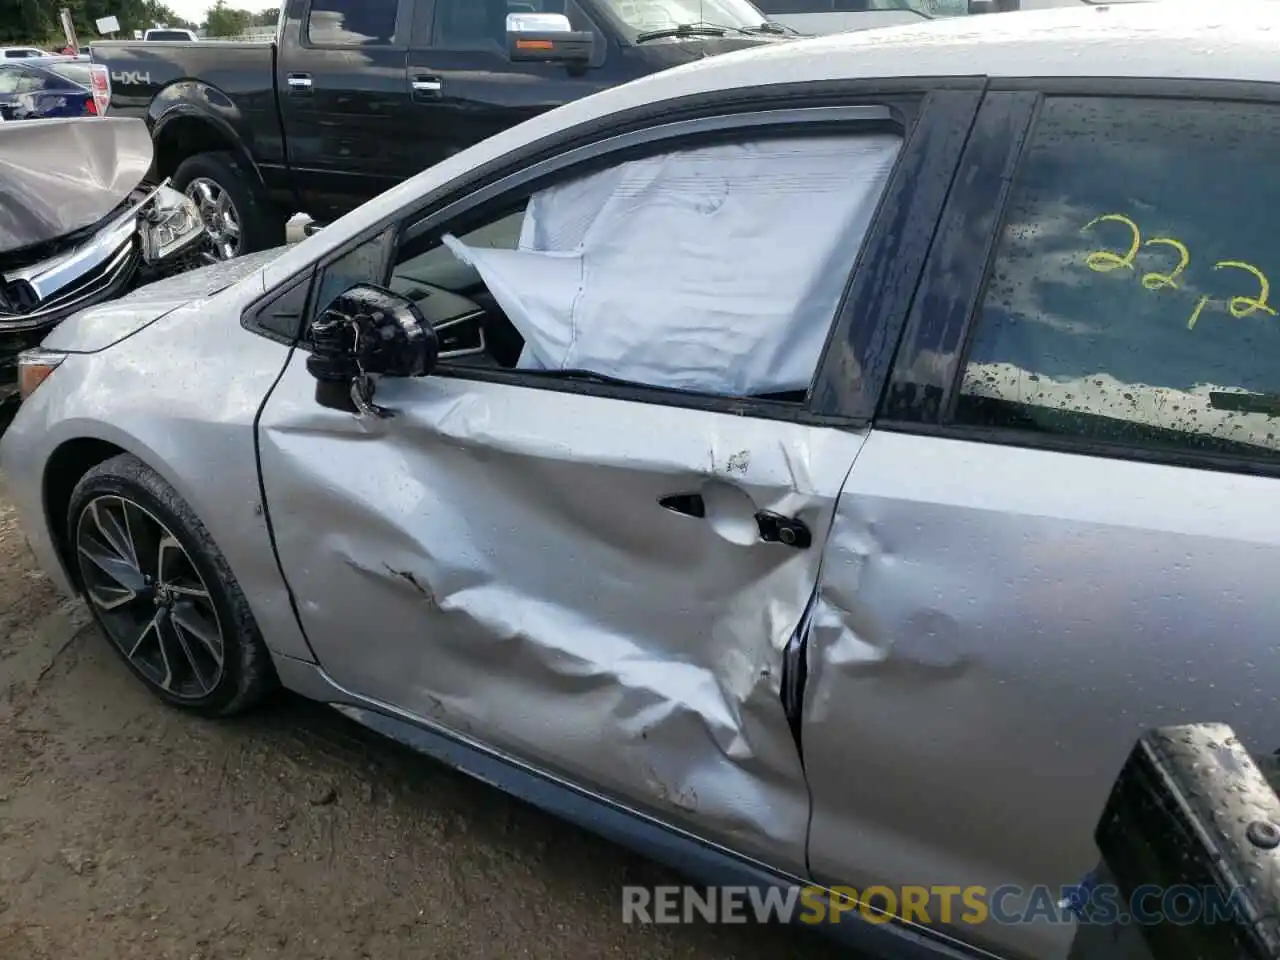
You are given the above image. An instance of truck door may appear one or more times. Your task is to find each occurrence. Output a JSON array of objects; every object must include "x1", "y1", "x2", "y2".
[
  {"x1": 276, "y1": 0, "x2": 414, "y2": 220},
  {"x1": 404, "y1": 0, "x2": 618, "y2": 173}
]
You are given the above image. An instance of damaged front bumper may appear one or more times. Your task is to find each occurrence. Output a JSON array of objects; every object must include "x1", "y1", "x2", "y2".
[{"x1": 0, "y1": 182, "x2": 204, "y2": 401}]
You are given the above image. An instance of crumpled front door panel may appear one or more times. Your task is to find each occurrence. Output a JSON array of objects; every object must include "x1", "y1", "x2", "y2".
[{"x1": 258, "y1": 359, "x2": 865, "y2": 874}]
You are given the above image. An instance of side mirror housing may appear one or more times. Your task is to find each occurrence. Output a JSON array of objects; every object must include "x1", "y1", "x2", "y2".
[
  {"x1": 306, "y1": 283, "x2": 438, "y2": 414},
  {"x1": 507, "y1": 13, "x2": 592, "y2": 67}
]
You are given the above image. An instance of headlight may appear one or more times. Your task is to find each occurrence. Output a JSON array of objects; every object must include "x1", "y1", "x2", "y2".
[
  {"x1": 140, "y1": 185, "x2": 204, "y2": 263},
  {"x1": 18, "y1": 348, "x2": 67, "y2": 402}
]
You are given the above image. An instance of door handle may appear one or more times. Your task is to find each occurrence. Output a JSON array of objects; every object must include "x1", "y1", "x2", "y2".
[
  {"x1": 411, "y1": 75, "x2": 443, "y2": 100},
  {"x1": 286, "y1": 73, "x2": 312, "y2": 94},
  {"x1": 658, "y1": 493, "x2": 811, "y2": 549},
  {"x1": 754, "y1": 511, "x2": 812, "y2": 550}
]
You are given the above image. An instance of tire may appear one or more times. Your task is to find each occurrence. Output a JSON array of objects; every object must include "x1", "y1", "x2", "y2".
[
  {"x1": 172, "y1": 150, "x2": 286, "y2": 259},
  {"x1": 67, "y1": 453, "x2": 277, "y2": 717}
]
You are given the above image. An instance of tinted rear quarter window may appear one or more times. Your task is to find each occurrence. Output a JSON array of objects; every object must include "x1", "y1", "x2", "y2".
[{"x1": 957, "y1": 96, "x2": 1280, "y2": 463}]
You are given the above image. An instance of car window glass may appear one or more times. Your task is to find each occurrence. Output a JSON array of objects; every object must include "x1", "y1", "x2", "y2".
[
  {"x1": 47, "y1": 62, "x2": 91, "y2": 86},
  {"x1": 389, "y1": 130, "x2": 902, "y2": 399},
  {"x1": 956, "y1": 96, "x2": 1280, "y2": 461},
  {"x1": 507, "y1": 0, "x2": 566, "y2": 11},
  {"x1": 605, "y1": 0, "x2": 765, "y2": 31},
  {"x1": 306, "y1": 0, "x2": 399, "y2": 45},
  {"x1": 432, "y1": 0, "x2": 512, "y2": 48},
  {"x1": 313, "y1": 230, "x2": 393, "y2": 324},
  {"x1": 0, "y1": 69, "x2": 21, "y2": 93}
]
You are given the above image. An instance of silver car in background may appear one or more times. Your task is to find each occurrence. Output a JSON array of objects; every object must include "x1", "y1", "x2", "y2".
[{"x1": 4, "y1": 4, "x2": 1280, "y2": 958}]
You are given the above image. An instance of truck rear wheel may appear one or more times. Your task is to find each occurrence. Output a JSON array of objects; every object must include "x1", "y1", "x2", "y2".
[{"x1": 173, "y1": 151, "x2": 286, "y2": 261}]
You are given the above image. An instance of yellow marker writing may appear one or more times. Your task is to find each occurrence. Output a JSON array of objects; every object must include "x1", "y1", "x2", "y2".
[
  {"x1": 1142, "y1": 237, "x2": 1190, "y2": 290},
  {"x1": 1082, "y1": 213, "x2": 1140, "y2": 273},
  {"x1": 1214, "y1": 260, "x2": 1277, "y2": 318}
]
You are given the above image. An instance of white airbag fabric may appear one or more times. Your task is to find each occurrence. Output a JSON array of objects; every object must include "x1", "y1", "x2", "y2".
[{"x1": 442, "y1": 134, "x2": 902, "y2": 396}]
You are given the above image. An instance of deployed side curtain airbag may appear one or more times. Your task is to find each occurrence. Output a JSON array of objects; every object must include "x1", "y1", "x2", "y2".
[{"x1": 442, "y1": 133, "x2": 902, "y2": 395}]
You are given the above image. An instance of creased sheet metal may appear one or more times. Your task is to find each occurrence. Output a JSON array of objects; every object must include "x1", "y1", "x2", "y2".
[
  {"x1": 801, "y1": 428, "x2": 1280, "y2": 960},
  {"x1": 442, "y1": 133, "x2": 901, "y2": 396},
  {"x1": 0, "y1": 116, "x2": 152, "y2": 254},
  {"x1": 258, "y1": 366, "x2": 866, "y2": 874}
]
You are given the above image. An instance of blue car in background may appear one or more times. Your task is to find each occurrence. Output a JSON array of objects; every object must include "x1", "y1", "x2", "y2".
[{"x1": 0, "y1": 58, "x2": 97, "y2": 121}]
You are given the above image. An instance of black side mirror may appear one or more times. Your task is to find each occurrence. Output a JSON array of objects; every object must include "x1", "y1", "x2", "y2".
[
  {"x1": 306, "y1": 283, "x2": 438, "y2": 416},
  {"x1": 507, "y1": 13, "x2": 592, "y2": 68}
]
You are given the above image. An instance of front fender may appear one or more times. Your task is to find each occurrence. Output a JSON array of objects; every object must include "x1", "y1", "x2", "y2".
[{"x1": 0, "y1": 290, "x2": 316, "y2": 665}]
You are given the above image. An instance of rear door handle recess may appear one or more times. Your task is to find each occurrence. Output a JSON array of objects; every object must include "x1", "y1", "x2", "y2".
[
  {"x1": 658, "y1": 493, "x2": 811, "y2": 549},
  {"x1": 411, "y1": 75, "x2": 443, "y2": 100},
  {"x1": 286, "y1": 73, "x2": 312, "y2": 94}
]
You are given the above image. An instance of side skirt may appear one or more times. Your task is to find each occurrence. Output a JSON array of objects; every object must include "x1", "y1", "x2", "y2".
[{"x1": 273, "y1": 653, "x2": 993, "y2": 960}]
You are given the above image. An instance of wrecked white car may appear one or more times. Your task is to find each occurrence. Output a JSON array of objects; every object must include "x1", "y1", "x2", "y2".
[{"x1": 5, "y1": 4, "x2": 1280, "y2": 959}]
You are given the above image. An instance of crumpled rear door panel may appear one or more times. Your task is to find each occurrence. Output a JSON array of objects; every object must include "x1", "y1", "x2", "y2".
[
  {"x1": 258, "y1": 358, "x2": 865, "y2": 874},
  {"x1": 803, "y1": 429, "x2": 1280, "y2": 958}
]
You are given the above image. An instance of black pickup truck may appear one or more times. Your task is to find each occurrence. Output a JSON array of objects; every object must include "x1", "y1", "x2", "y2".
[{"x1": 89, "y1": 0, "x2": 794, "y2": 258}]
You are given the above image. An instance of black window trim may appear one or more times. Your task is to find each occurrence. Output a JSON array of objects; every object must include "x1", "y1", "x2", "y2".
[
  {"x1": 245, "y1": 271, "x2": 316, "y2": 345},
  {"x1": 300, "y1": 0, "x2": 412, "y2": 51},
  {"x1": 879, "y1": 76, "x2": 1280, "y2": 480},
  {"x1": 241, "y1": 76, "x2": 985, "y2": 426}
]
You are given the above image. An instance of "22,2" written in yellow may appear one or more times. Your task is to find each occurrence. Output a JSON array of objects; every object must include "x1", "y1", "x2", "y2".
[{"x1": 1081, "y1": 213, "x2": 1275, "y2": 330}]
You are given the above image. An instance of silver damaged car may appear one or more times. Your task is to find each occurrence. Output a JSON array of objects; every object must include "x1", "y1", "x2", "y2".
[{"x1": 5, "y1": 4, "x2": 1280, "y2": 959}]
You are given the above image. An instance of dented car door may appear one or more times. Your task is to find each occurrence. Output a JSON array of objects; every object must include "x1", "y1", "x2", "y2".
[
  {"x1": 257, "y1": 366, "x2": 864, "y2": 875},
  {"x1": 254, "y1": 86, "x2": 976, "y2": 880}
]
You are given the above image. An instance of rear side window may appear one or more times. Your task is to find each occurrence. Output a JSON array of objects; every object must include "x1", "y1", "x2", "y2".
[
  {"x1": 1, "y1": 68, "x2": 46, "y2": 93},
  {"x1": 956, "y1": 96, "x2": 1280, "y2": 462},
  {"x1": 306, "y1": 0, "x2": 399, "y2": 45},
  {"x1": 47, "y1": 62, "x2": 91, "y2": 86}
]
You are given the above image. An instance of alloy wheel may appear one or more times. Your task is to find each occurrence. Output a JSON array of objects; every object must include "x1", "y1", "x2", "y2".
[
  {"x1": 185, "y1": 177, "x2": 241, "y2": 262},
  {"x1": 75, "y1": 495, "x2": 226, "y2": 700}
]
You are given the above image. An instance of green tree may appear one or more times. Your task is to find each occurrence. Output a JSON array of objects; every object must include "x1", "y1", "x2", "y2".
[
  {"x1": 0, "y1": 0, "x2": 198, "y2": 45},
  {"x1": 203, "y1": 0, "x2": 251, "y2": 37}
]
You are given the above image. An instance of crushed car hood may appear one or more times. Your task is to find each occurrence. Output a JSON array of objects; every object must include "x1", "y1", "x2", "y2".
[
  {"x1": 0, "y1": 117, "x2": 153, "y2": 255},
  {"x1": 42, "y1": 246, "x2": 288, "y2": 354}
]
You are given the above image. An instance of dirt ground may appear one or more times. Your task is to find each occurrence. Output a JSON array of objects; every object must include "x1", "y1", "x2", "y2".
[{"x1": 0, "y1": 491, "x2": 846, "y2": 960}]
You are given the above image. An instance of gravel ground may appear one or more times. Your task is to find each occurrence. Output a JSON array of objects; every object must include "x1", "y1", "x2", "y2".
[{"x1": 0, "y1": 489, "x2": 846, "y2": 960}]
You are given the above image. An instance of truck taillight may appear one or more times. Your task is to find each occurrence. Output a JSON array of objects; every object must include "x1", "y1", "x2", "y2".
[{"x1": 89, "y1": 64, "x2": 110, "y2": 116}]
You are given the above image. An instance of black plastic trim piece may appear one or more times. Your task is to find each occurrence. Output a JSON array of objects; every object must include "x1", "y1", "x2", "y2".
[
  {"x1": 810, "y1": 87, "x2": 984, "y2": 422},
  {"x1": 987, "y1": 76, "x2": 1280, "y2": 104},
  {"x1": 241, "y1": 270, "x2": 313, "y2": 345},
  {"x1": 880, "y1": 90, "x2": 1040, "y2": 425}
]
